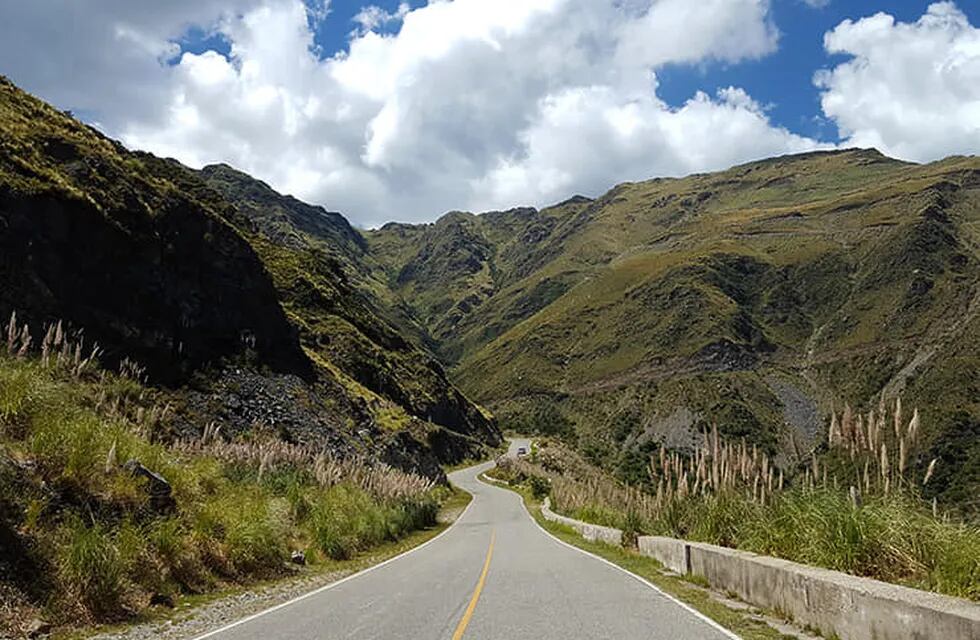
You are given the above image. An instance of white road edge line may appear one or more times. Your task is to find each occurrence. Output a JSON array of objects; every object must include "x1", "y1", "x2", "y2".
[
  {"x1": 188, "y1": 468, "x2": 483, "y2": 640},
  {"x1": 478, "y1": 472, "x2": 741, "y2": 640}
]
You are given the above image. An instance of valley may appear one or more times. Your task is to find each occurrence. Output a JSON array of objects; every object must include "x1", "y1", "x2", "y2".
[
  {"x1": 368, "y1": 149, "x2": 980, "y2": 512},
  {"x1": 1, "y1": 75, "x2": 978, "y2": 637}
]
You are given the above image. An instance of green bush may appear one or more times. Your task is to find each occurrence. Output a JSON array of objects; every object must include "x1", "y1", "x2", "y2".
[
  {"x1": 527, "y1": 474, "x2": 550, "y2": 500},
  {"x1": 621, "y1": 509, "x2": 644, "y2": 548},
  {"x1": 210, "y1": 491, "x2": 289, "y2": 576},
  {"x1": 310, "y1": 485, "x2": 383, "y2": 560},
  {"x1": 308, "y1": 485, "x2": 438, "y2": 560},
  {"x1": 0, "y1": 361, "x2": 36, "y2": 423},
  {"x1": 385, "y1": 497, "x2": 438, "y2": 538},
  {"x1": 57, "y1": 517, "x2": 125, "y2": 617}
]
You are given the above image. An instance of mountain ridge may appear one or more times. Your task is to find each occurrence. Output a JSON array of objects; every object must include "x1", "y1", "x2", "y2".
[
  {"x1": 0, "y1": 76, "x2": 502, "y2": 481},
  {"x1": 367, "y1": 147, "x2": 980, "y2": 510},
  {"x1": 2, "y1": 73, "x2": 975, "y2": 510}
]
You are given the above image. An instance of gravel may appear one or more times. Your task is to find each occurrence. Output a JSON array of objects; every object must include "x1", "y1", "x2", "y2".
[{"x1": 87, "y1": 566, "x2": 360, "y2": 640}]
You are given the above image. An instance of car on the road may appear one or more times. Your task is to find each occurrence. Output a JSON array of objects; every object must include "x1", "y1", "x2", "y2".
[{"x1": 516, "y1": 446, "x2": 528, "y2": 456}]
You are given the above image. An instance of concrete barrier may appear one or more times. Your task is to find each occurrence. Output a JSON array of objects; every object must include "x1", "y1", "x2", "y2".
[
  {"x1": 544, "y1": 504, "x2": 980, "y2": 640},
  {"x1": 636, "y1": 536, "x2": 689, "y2": 575},
  {"x1": 488, "y1": 472, "x2": 980, "y2": 640},
  {"x1": 479, "y1": 473, "x2": 509, "y2": 486},
  {"x1": 541, "y1": 498, "x2": 623, "y2": 546},
  {"x1": 686, "y1": 541, "x2": 980, "y2": 640}
]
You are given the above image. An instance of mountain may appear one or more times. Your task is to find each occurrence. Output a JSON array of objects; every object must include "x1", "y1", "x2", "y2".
[
  {"x1": 196, "y1": 163, "x2": 498, "y2": 449},
  {"x1": 367, "y1": 149, "x2": 980, "y2": 509},
  {"x1": 0, "y1": 77, "x2": 501, "y2": 478},
  {"x1": 3, "y1": 72, "x2": 976, "y2": 510}
]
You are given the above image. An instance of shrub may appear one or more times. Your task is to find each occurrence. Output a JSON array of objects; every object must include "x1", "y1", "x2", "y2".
[
  {"x1": 0, "y1": 361, "x2": 36, "y2": 424},
  {"x1": 209, "y1": 491, "x2": 289, "y2": 576},
  {"x1": 309, "y1": 485, "x2": 384, "y2": 560},
  {"x1": 622, "y1": 509, "x2": 644, "y2": 548},
  {"x1": 528, "y1": 475, "x2": 550, "y2": 500},
  {"x1": 308, "y1": 484, "x2": 438, "y2": 560},
  {"x1": 571, "y1": 503, "x2": 625, "y2": 529},
  {"x1": 57, "y1": 517, "x2": 125, "y2": 618}
]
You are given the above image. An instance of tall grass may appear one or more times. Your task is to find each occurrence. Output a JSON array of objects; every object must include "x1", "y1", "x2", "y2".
[
  {"x1": 501, "y1": 437, "x2": 980, "y2": 600},
  {"x1": 57, "y1": 517, "x2": 125, "y2": 618},
  {"x1": 0, "y1": 314, "x2": 444, "y2": 628}
]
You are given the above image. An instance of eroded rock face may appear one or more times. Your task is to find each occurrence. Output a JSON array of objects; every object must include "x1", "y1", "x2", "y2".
[
  {"x1": 0, "y1": 78, "x2": 502, "y2": 482},
  {"x1": 0, "y1": 78, "x2": 309, "y2": 384},
  {"x1": 198, "y1": 161, "x2": 502, "y2": 453},
  {"x1": 0, "y1": 189, "x2": 310, "y2": 385}
]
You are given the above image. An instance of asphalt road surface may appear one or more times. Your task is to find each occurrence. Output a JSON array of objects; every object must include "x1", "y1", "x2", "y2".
[{"x1": 193, "y1": 439, "x2": 736, "y2": 639}]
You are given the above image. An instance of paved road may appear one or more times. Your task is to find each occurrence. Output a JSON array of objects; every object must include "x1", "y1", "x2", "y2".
[{"x1": 193, "y1": 439, "x2": 735, "y2": 639}]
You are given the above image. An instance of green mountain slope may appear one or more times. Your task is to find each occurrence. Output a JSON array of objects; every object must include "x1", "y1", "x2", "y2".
[
  {"x1": 197, "y1": 164, "x2": 498, "y2": 449},
  {"x1": 368, "y1": 150, "x2": 980, "y2": 507},
  {"x1": 3, "y1": 71, "x2": 974, "y2": 509},
  {"x1": 0, "y1": 77, "x2": 500, "y2": 479}
]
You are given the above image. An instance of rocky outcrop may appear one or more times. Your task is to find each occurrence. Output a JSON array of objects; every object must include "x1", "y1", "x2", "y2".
[
  {"x1": 0, "y1": 77, "x2": 501, "y2": 479},
  {"x1": 0, "y1": 188, "x2": 310, "y2": 384}
]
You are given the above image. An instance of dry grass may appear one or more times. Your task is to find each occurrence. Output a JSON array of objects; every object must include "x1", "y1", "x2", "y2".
[
  {"x1": 0, "y1": 314, "x2": 444, "y2": 632},
  {"x1": 173, "y1": 437, "x2": 435, "y2": 503},
  {"x1": 496, "y1": 429, "x2": 980, "y2": 600}
]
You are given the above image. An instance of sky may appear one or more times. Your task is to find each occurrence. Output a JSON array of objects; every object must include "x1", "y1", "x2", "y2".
[{"x1": 0, "y1": 1, "x2": 978, "y2": 227}]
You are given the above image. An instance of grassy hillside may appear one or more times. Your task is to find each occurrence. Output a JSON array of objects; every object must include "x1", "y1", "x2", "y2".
[
  {"x1": 368, "y1": 150, "x2": 980, "y2": 509},
  {"x1": 197, "y1": 165, "x2": 497, "y2": 453},
  {"x1": 0, "y1": 73, "x2": 501, "y2": 636},
  {"x1": 493, "y1": 438, "x2": 979, "y2": 600},
  {"x1": 0, "y1": 339, "x2": 445, "y2": 633},
  {"x1": 0, "y1": 76, "x2": 501, "y2": 478}
]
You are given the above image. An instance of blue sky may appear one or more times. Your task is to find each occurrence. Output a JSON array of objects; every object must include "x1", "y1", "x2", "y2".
[
  {"x1": 2, "y1": 0, "x2": 978, "y2": 225},
  {"x1": 174, "y1": 0, "x2": 978, "y2": 145},
  {"x1": 177, "y1": 1, "x2": 429, "y2": 61},
  {"x1": 654, "y1": 0, "x2": 978, "y2": 141}
]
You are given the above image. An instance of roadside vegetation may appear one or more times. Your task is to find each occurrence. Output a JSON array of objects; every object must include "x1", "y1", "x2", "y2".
[
  {"x1": 492, "y1": 411, "x2": 980, "y2": 600},
  {"x1": 490, "y1": 475, "x2": 800, "y2": 640},
  {"x1": 0, "y1": 314, "x2": 449, "y2": 635}
]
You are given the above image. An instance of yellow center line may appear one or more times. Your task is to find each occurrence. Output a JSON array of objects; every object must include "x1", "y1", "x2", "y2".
[{"x1": 451, "y1": 530, "x2": 496, "y2": 640}]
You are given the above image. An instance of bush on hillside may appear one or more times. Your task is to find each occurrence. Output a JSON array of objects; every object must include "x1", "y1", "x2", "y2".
[{"x1": 0, "y1": 322, "x2": 445, "y2": 630}]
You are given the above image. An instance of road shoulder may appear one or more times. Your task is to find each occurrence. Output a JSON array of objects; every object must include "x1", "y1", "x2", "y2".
[{"x1": 76, "y1": 489, "x2": 473, "y2": 640}]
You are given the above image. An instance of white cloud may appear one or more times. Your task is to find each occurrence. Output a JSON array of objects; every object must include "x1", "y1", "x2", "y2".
[
  {"x1": 352, "y1": 2, "x2": 410, "y2": 35},
  {"x1": 1, "y1": 0, "x2": 827, "y2": 226},
  {"x1": 0, "y1": 0, "x2": 268, "y2": 123},
  {"x1": 615, "y1": 0, "x2": 778, "y2": 70},
  {"x1": 816, "y1": 2, "x2": 980, "y2": 162},
  {"x1": 471, "y1": 85, "x2": 823, "y2": 209}
]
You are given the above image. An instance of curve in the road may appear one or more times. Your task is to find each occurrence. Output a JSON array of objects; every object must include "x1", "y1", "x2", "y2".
[{"x1": 191, "y1": 439, "x2": 738, "y2": 639}]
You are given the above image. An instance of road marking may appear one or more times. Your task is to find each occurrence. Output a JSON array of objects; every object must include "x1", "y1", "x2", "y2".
[
  {"x1": 451, "y1": 529, "x2": 495, "y2": 640},
  {"x1": 187, "y1": 463, "x2": 489, "y2": 640},
  {"x1": 478, "y1": 474, "x2": 741, "y2": 640}
]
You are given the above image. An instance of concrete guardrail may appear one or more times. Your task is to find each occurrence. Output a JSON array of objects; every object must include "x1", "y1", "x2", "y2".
[
  {"x1": 537, "y1": 499, "x2": 980, "y2": 640},
  {"x1": 637, "y1": 535, "x2": 689, "y2": 575},
  {"x1": 682, "y1": 540, "x2": 980, "y2": 640},
  {"x1": 540, "y1": 497, "x2": 623, "y2": 546}
]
